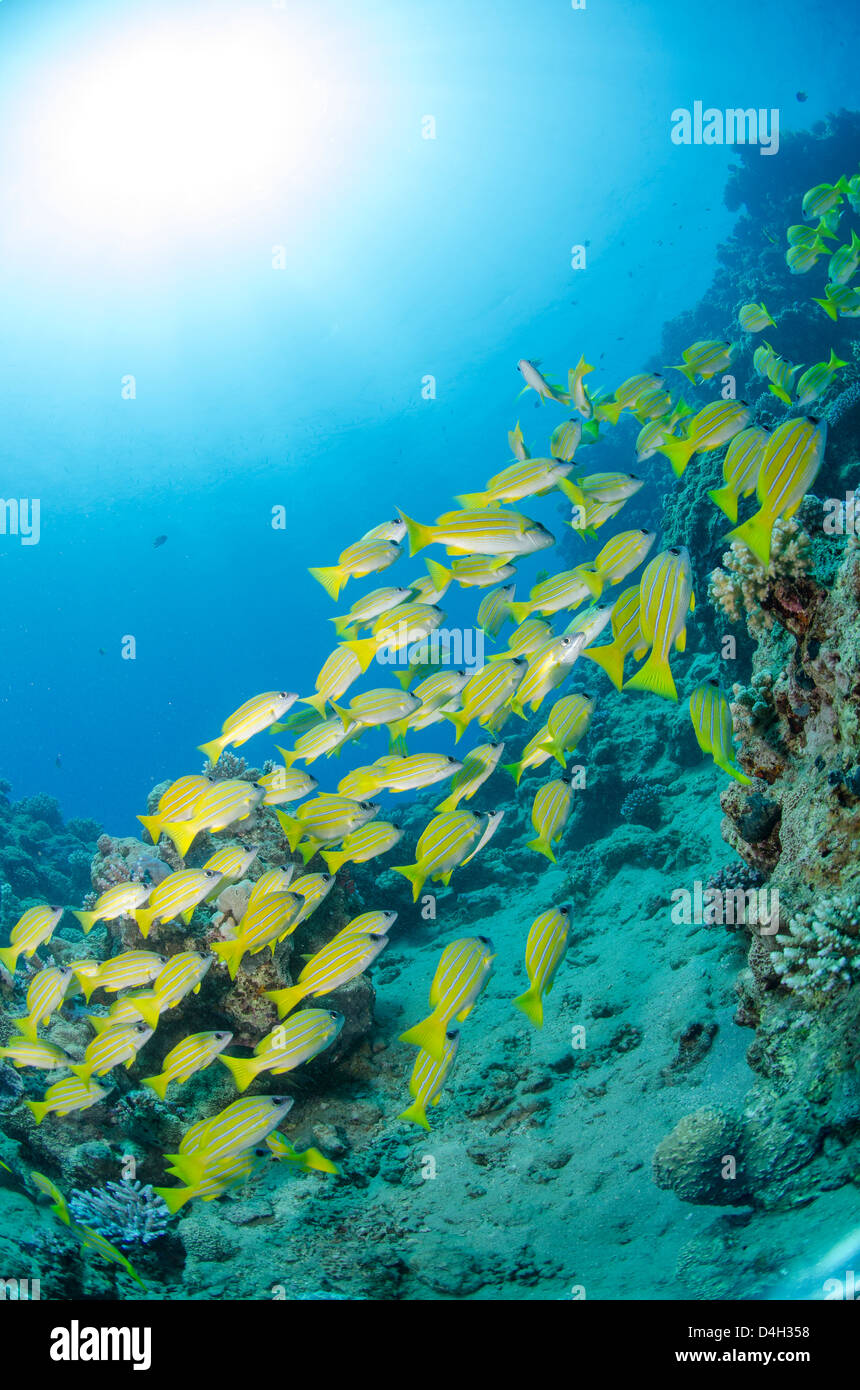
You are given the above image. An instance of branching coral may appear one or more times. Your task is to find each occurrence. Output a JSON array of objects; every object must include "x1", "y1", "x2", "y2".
[
  {"x1": 771, "y1": 894, "x2": 860, "y2": 1004},
  {"x1": 708, "y1": 516, "x2": 813, "y2": 635},
  {"x1": 68, "y1": 1177, "x2": 171, "y2": 1248}
]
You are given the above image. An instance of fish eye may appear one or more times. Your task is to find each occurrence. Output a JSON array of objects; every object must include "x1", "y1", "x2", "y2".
[
  {"x1": 447, "y1": 756, "x2": 458, "y2": 763},
  {"x1": 668, "y1": 546, "x2": 680, "y2": 555},
  {"x1": 708, "y1": 678, "x2": 719, "y2": 687},
  {"x1": 205, "y1": 869, "x2": 219, "y2": 878}
]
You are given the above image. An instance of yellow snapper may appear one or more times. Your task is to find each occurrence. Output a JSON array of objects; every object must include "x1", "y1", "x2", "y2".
[
  {"x1": 502, "y1": 724, "x2": 555, "y2": 785},
  {"x1": 74, "y1": 950, "x2": 166, "y2": 1003},
  {"x1": 431, "y1": 555, "x2": 517, "y2": 589},
  {"x1": 506, "y1": 567, "x2": 600, "y2": 625},
  {"x1": 361, "y1": 518, "x2": 408, "y2": 544},
  {"x1": 539, "y1": 692, "x2": 594, "y2": 767},
  {"x1": 329, "y1": 586, "x2": 414, "y2": 638},
  {"x1": 309, "y1": 537, "x2": 402, "y2": 602},
  {"x1": 283, "y1": 872, "x2": 336, "y2": 934},
  {"x1": 141, "y1": 1030, "x2": 233, "y2": 1100},
  {"x1": 276, "y1": 796, "x2": 379, "y2": 856},
  {"x1": 264, "y1": 932, "x2": 388, "y2": 1019},
  {"x1": 134, "y1": 867, "x2": 222, "y2": 938},
  {"x1": 275, "y1": 717, "x2": 357, "y2": 768},
  {"x1": 329, "y1": 909, "x2": 398, "y2": 944},
  {"x1": 246, "y1": 867, "x2": 296, "y2": 907},
  {"x1": 398, "y1": 1029, "x2": 460, "y2": 1130},
  {"x1": 16, "y1": 966, "x2": 75, "y2": 1041},
  {"x1": 72, "y1": 882, "x2": 150, "y2": 935},
  {"x1": 510, "y1": 633, "x2": 586, "y2": 716},
  {"x1": 300, "y1": 647, "x2": 364, "y2": 718},
  {"x1": 669, "y1": 339, "x2": 734, "y2": 384},
  {"x1": 796, "y1": 351, "x2": 847, "y2": 408},
  {"x1": 392, "y1": 810, "x2": 486, "y2": 900},
  {"x1": 372, "y1": 752, "x2": 462, "y2": 793},
  {"x1": 399, "y1": 935, "x2": 495, "y2": 1062},
  {"x1": 829, "y1": 229, "x2": 860, "y2": 285},
  {"x1": 562, "y1": 600, "x2": 615, "y2": 648},
  {"x1": 658, "y1": 400, "x2": 750, "y2": 477},
  {"x1": 321, "y1": 821, "x2": 403, "y2": 874},
  {"x1": 527, "y1": 774, "x2": 575, "y2": 862},
  {"x1": 155, "y1": 1149, "x2": 266, "y2": 1213},
  {"x1": 813, "y1": 282, "x2": 860, "y2": 320},
  {"x1": 727, "y1": 416, "x2": 826, "y2": 568},
  {"x1": 512, "y1": 906, "x2": 571, "y2": 1028},
  {"x1": 516, "y1": 358, "x2": 569, "y2": 406},
  {"x1": 588, "y1": 529, "x2": 656, "y2": 594},
  {"x1": 137, "y1": 774, "x2": 212, "y2": 847},
  {"x1": 802, "y1": 179, "x2": 848, "y2": 220},
  {"x1": 444, "y1": 658, "x2": 526, "y2": 741},
  {"x1": 0, "y1": 905, "x2": 64, "y2": 976},
  {"x1": 340, "y1": 606, "x2": 444, "y2": 673},
  {"x1": 689, "y1": 680, "x2": 752, "y2": 785},
  {"x1": 160, "y1": 780, "x2": 265, "y2": 860},
  {"x1": 26, "y1": 1076, "x2": 108, "y2": 1125},
  {"x1": 567, "y1": 355, "x2": 594, "y2": 419},
  {"x1": 477, "y1": 584, "x2": 516, "y2": 638},
  {"x1": 199, "y1": 691, "x2": 298, "y2": 768},
  {"x1": 487, "y1": 617, "x2": 554, "y2": 661},
  {"x1": 219, "y1": 1009, "x2": 344, "y2": 1092},
  {"x1": 624, "y1": 546, "x2": 694, "y2": 701},
  {"x1": 707, "y1": 426, "x2": 770, "y2": 523},
  {"x1": 398, "y1": 507, "x2": 553, "y2": 559},
  {"x1": 212, "y1": 894, "x2": 303, "y2": 979},
  {"x1": 549, "y1": 418, "x2": 583, "y2": 462},
  {"x1": 331, "y1": 688, "x2": 421, "y2": 732},
  {"x1": 455, "y1": 457, "x2": 573, "y2": 510},
  {"x1": 435, "y1": 741, "x2": 506, "y2": 812},
  {"x1": 738, "y1": 301, "x2": 775, "y2": 332},
  {"x1": 202, "y1": 843, "x2": 259, "y2": 881},
  {"x1": 70, "y1": 1020, "x2": 153, "y2": 1083},
  {"x1": 167, "y1": 1094, "x2": 295, "y2": 1185},
  {"x1": 0, "y1": 1035, "x2": 72, "y2": 1070}
]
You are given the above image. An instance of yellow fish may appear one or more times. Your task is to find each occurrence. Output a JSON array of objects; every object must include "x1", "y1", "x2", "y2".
[
  {"x1": 689, "y1": 680, "x2": 752, "y2": 785},
  {"x1": 623, "y1": 546, "x2": 694, "y2": 701},
  {"x1": 199, "y1": 691, "x2": 298, "y2": 768},
  {"x1": 398, "y1": 1029, "x2": 460, "y2": 1130},
  {"x1": 512, "y1": 906, "x2": 571, "y2": 1028},
  {"x1": 399, "y1": 936, "x2": 494, "y2": 1062}
]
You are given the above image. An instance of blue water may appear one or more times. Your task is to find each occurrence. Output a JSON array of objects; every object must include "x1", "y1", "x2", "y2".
[{"x1": 1, "y1": 0, "x2": 854, "y2": 830}]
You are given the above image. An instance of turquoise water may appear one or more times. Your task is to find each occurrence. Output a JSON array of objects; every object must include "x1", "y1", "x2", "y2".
[{"x1": 0, "y1": 0, "x2": 859, "y2": 1302}]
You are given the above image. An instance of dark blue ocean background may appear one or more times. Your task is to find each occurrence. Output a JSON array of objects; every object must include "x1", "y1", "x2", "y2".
[{"x1": 1, "y1": 0, "x2": 856, "y2": 832}]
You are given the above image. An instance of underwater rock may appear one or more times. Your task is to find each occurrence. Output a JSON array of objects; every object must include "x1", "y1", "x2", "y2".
[{"x1": 653, "y1": 1106, "x2": 750, "y2": 1206}]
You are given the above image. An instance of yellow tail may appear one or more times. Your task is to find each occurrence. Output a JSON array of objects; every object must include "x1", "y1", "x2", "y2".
[
  {"x1": 140, "y1": 1072, "x2": 171, "y2": 1101},
  {"x1": 309, "y1": 565, "x2": 346, "y2": 601},
  {"x1": 14, "y1": 1014, "x2": 40, "y2": 1044},
  {"x1": 506, "y1": 600, "x2": 533, "y2": 625},
  {"x1": 502, "y1": 761, "x2": 524, "y2": 785},
  {"x1": 152, "y1": 1185, "x2": 194, "y2": 1214},
  {"x1": 525, "y1": 836, "x2": 556, "y2": 863},
  {"x1": 0, "y1": 945, "x2": 21, "y2": 975},
  {"x1": 398, "y1": 1011, "x2": 447, "y2": 1062},
  {"x1": 434, "y1": 790, "x2": 462, "y2": 814},
  {"x1": 264, "y1": 983, "x2": 306, "y2": 1019},
  {"x1": 727, "y1": 508, "x2": 774, "y2": 569},
  {"x1": 132, "y1": 907, "x2": 157, "y2": 940},
  {"x1": 623, "y1": 649, "x2": 678, "y2": 701},
  {"x1": 212, "y1": 938, "x2": 246, "y2": 981},
  {"x1": 658, "y1": 436, "x2": 697, "y2": 476},
  {"x1": 218, "y1": 1053, "x2": 262, "y2": 1093},
  {"x1": 321, "y1": 848, "x2": 346, "y2": 874},
  {"x1": 454, "y1": 491, "x2": 490, "y2": 510},
  {"x1": 443, "y1": 710, "x2": 471, "y2": 743},
  {"x1": 707, "y1": 483, "x2": 739, "y2": 523},
  {"x1": 274, "y1": 744, "x2": 298, "y2": 770},
  {"x1": 136, "y1": 814, "x2": 163, "y2": 846},
  {"x1": 26, "y1": 1100, "x2": 50, "y2": 1125},
  {"x1": 391, "y1": 863, "x2": 427, "y2": 904},
  {"x1": 512, "y1": 985, "x2": 544, "y2": 1028},
  {"x1": 274, "y1": 810, "x2": 303, "y2": 852},
  {"x1": 339, "y1": 638, "x2": 377, "y2": 673},
  {"x1": 397, "y1": 1099, "x2": 430, "y2": 1130},
  {"x1": 131, "y1": 997, "x2": 162, "y2": 1030},
  {"x1": 300, "y1": 692, "x2": 328, "y2": 718},
  {"x1": 71, "y1": 910, "x2": 100, "y2": 935},
  {"x1": 298, "y1": 838, "x2": 323, "y2": 867},
  {"x1": 716, "y1": 757, "x2": 753, "y2": 787},
  {"x1": 581, "y1": 640, "x2": 624, "y2": 690},
  {"x1": 159, "y1": 819, "x2": 201, "y2": 860},
  {"x1": 398, "y1": 510, "x2": 435, "y2": 557},
  {"x1": 198, "y1": 736, "x2": 228, "y2": 768},
  {"x1": 425, "y1": 558, "x2": 452, "y2": 594}
]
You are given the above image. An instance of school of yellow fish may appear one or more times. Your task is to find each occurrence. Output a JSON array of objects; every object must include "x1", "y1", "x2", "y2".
[{"x1": 0, "y1": 164, "x2": 856, "y2": 1282}]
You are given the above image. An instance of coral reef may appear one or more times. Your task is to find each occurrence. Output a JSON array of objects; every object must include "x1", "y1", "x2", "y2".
[{"x1": 68, "y1": 1177, "x2": 171, "y2": 1248}]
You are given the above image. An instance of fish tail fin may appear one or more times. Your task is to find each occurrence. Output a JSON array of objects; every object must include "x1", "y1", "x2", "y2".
[
  {"x1": 512, "y1": 985, "x2": 544, "y2": 1028},
  {"x1": 443, "y1": 710, "x2": 470, "y2": 743},
  {"x1": 0, "y1": 946, "x2": 20, "y2": 975},
  {"x1": 300, "y1": 693, "x2": 328, "y2": 718},
  {"x1": 581, "y1": 641, "x2": 623, "y2": 690},
  {"x1": 321, "y1": 848, "x2": 344, "y2": 874},
  {"x1": 339, "y1": 638, "x2": 377, "y2": 673},
  {"x1": 132, "y1": 907, "x2": 156, "y2": 940},
  {"x1": 623, "y1": 649, "x2": 678, "y2": 701},
  {"x1": 160, "y1": 820, "x2": 200, "y2": 860},
  {"x1": 198, "y1": 736, "x2": 227, "y2": 768},
  {"x1": 525, "y1": 837, "x2": 556, "y2": 863},
  {"x1": 274, "y1": 745, "x2": 298, "y2": 770},
  {"x1": 506, "y1": 600, "x2": 533, "y2": 625},
  {"x1": 211, "y1": 938, "x2": 245, "y2": 981},
  {"x1": 136, "y1": 814, "x2": 162, "y2": 846},
  {"x1": 813, "y1": 296, "x2": 839, "y2": 321},
  {"x1": 658, "y1": 436, "x2": 696, "y2": 476},
  {"x1": 727, "y1": 508, "x2": 773, "y2": 569},
  {"x1": 392, "y1": 863, "x2": 427, "y2": 904},
  {"x1": 26, "y1": 1100, "x2": 49, "y2": 1126},
  {"x1": 707, "y1": 484, "x2": 739, "y2": 523},
  {"x1": 71, "y1": 910, "x2": 99, "y2": 935},
  {"x1": 264, "y1": 984, "x2": 305, "y2": 1019},
  {"x1": 140, "y1": 1073, "x2": 170, "y2": 1102},
  {"x1": 716, "y1": 757, "x2": 753, "y2": 787},
  {"x1": 398, "y1": 1012, "x2": 447, "y2": 1061},
  {"x1": 597, "y1": 400, "x2": 623, "y2": 426},
  {"x1": 557, "y1": 477, "x2": 586, "y2": 506},
  {"x1": 425, "y1": 558, "x2": 452, "y2": 594},
  {"x1": 502, "y1": 761, "x2": 523, "y2": 785},
  {"x1": 398, "y1": 511, "x2": 435, "y2": 557},
  {"x1": 14, "y1": 1014, "x2": 40, "y2": 1044},
  {"x1": 454, "y1": 491, "x2": 489, "y2": 510},
  {"x1": 668, "y1": 362, "x2": 696, "y2": 384},
  {"x1": 397, "y1": 1099, "x2": 431, "y2": 1130},
  {"x1": 298, "y1": 839, "x2": 321, "y2": 867},
  {"x1": 388, "y1": 729, "x2": 409, "y2": 756},
  {"x1": 132, "y1": 997, "x2": 162, "y2": 1030},
  {"x1": 308, "y1": 566, "x2": 345, "y2": 601},
  {"x1": 69, "y1": 1064, "x2": 93, "y2": 1083},
  {"x1": 433, "y1": 791, "x2": 459, "y2": 813},
  {"x1": 152, "y1": 1185, "x2": 194, "y2": 1215},
  {"x1": 768, "y1": 384, "x2": 793, "y2": 406},
  {"x1": 218, "y1": 1054, "x2": 260, "y2": 1093},
  {"x1": 274, "y1": 810, "x2": 303, "y2": 852}
]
